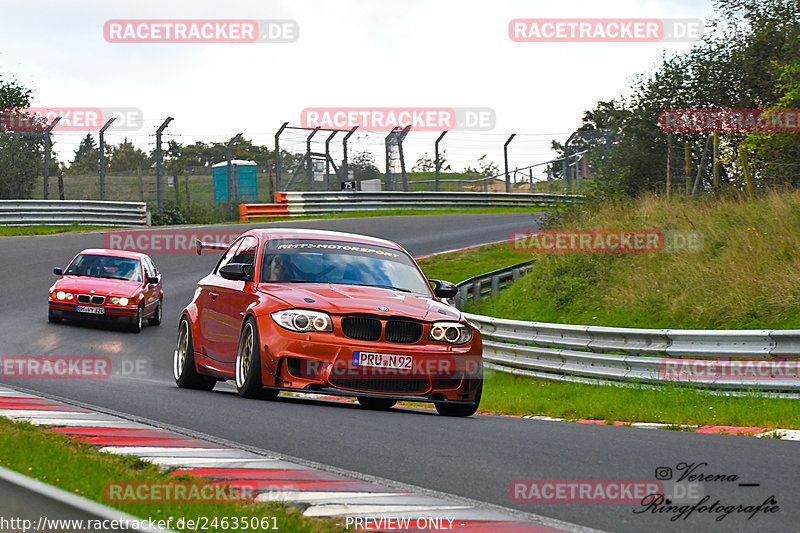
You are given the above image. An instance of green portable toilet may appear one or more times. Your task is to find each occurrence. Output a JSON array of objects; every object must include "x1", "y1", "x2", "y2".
[{"x1": 212, "y1": 160, "x2": 258, "y2": 204}]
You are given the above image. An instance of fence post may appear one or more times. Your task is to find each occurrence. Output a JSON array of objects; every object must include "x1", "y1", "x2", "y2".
[
  {"x1": 435, "y1": 131, "x2": 447, "y2": 192},
  {"x1": 99, "y1": 118, "x2": 115, "y2": 201},
  {"x1": 274, "y1": 122, "x2": 288, "y2": 191},
  {"x1": 712, "y1": 131, "x2": 720, "y2": 193},
  {"x1": 504, "y1": 134, "x2": 516, "y2": 193},
  {"x1": 43, "y1": 117, "x2": 61, "y2": 200},
  {"x1": 684, "y1": 141, "x2": 692, "y2": 195},
  {"x1": 57, "y1": 172, "x2": 64, "y2": 200},
  {"x1": 226, "y1": 133, "x2": 243, "y2": 220},
  {"x1": 155, "y1": 117, "x2": 173, "y2": 210}
]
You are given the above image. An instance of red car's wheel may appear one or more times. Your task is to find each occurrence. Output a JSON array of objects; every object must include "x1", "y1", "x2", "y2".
[
  {"x1": 148, "y1": 297, "x2": 162, "y2": 326},
  {"x1": 235, "y1": 317, "x2": 278, "y2": 400},
  {"x1": 173, "y1": 316, "x2": 216, "y2": 390},
  {"x1": 129, "y1": 302, "x2": 144, "y2": 333}
]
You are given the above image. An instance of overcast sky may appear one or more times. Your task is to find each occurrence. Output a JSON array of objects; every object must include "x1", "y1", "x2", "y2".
[{"x1": 0, "y1": 0, "x2": 714, "y2": 177}]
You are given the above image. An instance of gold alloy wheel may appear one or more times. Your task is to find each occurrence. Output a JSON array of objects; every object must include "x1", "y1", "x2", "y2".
[
  {"x1": 173, "y1": 320, "x2": 189, "y2": 380},
  {"x1": 236, "y1": 322, "x2": 254, "y2": 388}
]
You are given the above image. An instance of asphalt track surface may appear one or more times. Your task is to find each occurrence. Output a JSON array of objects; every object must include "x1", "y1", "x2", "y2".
[{"x1": 1, "y1": 213, "x2": 798, "y2": 533}]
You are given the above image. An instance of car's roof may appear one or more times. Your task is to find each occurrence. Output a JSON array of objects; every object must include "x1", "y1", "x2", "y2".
[
  {"x1": 76, "y1": 249, "x2": 147, "y2": 260},
  {"x1": 243, "y1": 228, "x2": 405, "y2": 251}
]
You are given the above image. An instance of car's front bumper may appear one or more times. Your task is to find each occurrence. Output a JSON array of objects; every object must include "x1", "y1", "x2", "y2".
[
  {"x1": 256, "y1": 315, "x2": 483, "y2": 403},
  {"x1": 49, "y1": 300, "x2": 138, "y2": 321}
]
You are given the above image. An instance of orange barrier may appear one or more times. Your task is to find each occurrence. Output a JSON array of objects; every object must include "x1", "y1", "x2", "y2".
[{"x1": 238, "y1": 202, "x2": 290, "y2": 220}]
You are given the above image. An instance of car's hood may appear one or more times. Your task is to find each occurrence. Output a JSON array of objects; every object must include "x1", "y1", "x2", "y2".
[
  {"x1": 259, "y1": 283, "x2": 461, "y2": 322},
  {"x1": 52, "y1": 275, "x2": 142, "y2": 297}
]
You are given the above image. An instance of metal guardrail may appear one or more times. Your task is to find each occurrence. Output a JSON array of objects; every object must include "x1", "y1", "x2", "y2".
[
  {"x1": 281, "y1": 191, "x2": 583, "y2": 215},
  {"x1": 451, "y1": 263, "x2": 800, "y2": 391},
  {"x1": 451, "y1": 261, "x2": 535, "y2": 310},
  {"x1": 0, "y1": 200, "x2": 149, "y2": 226}
]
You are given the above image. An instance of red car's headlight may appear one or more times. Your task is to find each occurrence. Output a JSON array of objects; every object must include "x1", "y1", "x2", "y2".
[
  {"x1": 271, "y1": 309, "x2": 333, "y2": 333},
  {"x1": 110, "y1": 297, "x2": 130, "y2": 306},
  {"x1": 53, "y1": 291, "x2": 74, "y2": 301},
  {"x1": 429, "y1": 321, "x2": 473, "y2": 345}
]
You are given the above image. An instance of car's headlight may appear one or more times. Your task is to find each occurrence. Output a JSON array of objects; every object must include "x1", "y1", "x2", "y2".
[
  {"x1": 271, "y1": 309, "x2": 333, "y2": 333},
  {"x1": 54, "y1": 291, "x2": 73, "y2": 301},
  {"x1": 429, "y1": 321, "x2": 472, "y2": 345},
  {"x1": 110, "y1": 297, "x2": 129, "y2": 306}
]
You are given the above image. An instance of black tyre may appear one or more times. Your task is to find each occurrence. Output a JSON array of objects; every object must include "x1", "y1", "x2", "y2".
[
  {"x1": 48, "y1": 309, "x2": 61, "y2": 323},
  {"x1": 357, "y1": 397, "x2": 397, "y2": 410},
  {"x1": 148, "y1": 297, "x2": 162, "y2": 326},
  {"x1": 173, "y1": 316, "x2": 216, "y2": 390},
  {"x1": 129, "y1": 302, "x2": 144, "y2": 333},
  {"x1": 235, "y1": 317, "x2": 278, "y2": 399},
  {"x1": 435, "y1": 380, "x2": 482, "y2": 417}
]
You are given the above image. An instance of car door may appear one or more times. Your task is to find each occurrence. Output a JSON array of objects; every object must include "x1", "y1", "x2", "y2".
[
  {"x1": 200, "y1": 238, "x2": 244, "y2": 362},
  {"x1": 141, "y1": 256, "x2": 159, "y2": 314},
  {"x1": 212, "y1": 235, "x2": 260, "y2": 365}
]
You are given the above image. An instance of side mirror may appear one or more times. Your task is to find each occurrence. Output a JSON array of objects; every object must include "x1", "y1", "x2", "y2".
[
  {"x1": 145, "y1": 276, "x2": 159, "y2": 285},
  {"x1": 429, "y1": 279, "x2": 458, "y2": 299},
  {"x1": 219, "y1": 263, "x2": 251, "y2": 281},
  {"x1": 53, "y1": 267, "x2": 63, "y2": 276}
]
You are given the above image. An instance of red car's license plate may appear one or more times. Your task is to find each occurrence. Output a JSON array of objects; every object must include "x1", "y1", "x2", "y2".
[
  {"x1": 353, "y1": 351, "x2": 412, "y2": 370},
  {"x1": 76, "y1": 305, "x2": 105, "y2": 315}
]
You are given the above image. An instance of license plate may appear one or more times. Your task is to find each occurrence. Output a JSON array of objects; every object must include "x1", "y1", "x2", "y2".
[
  {"x1": 353, "y1": 351, "x2": 412, "y2": 370},
  {"x1": 76, "y1": 305, "x2": 105, "y2": 315}
]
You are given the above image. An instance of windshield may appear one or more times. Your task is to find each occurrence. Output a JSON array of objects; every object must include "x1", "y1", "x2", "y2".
[
  {"x1": 65, "y1": 254, "x2": 142, "y2": 282},
  {"x1": 259, "y1": 239, "x2": 432, "y2": 296}
]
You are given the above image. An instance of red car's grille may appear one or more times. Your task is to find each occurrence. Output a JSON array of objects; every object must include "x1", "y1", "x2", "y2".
[
  {"x1": 341, "y1": 317, "x2": 423, "y2": 343},
  {"x1": 385, "y1": 320, "x2": 423, "y2": 343},
  {"x1": 341, "y1": 317, "x2": 381, "y2": 341},
  {"x1": 330, "y1": 377, "x2": 429, "y2": 394},
  {"x1": 77, "y1": 294, "x2": 105, "y2": 305}
]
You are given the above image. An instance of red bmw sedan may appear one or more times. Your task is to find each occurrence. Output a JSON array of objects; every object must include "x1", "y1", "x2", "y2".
[{"x1": 49, "y1": 249, "x2": 163, "y2": 333}]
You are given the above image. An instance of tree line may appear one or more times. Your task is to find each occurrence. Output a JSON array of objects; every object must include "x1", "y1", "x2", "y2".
[{"x1": 552, "y1": 0, "x2": 800, "y2": 198}]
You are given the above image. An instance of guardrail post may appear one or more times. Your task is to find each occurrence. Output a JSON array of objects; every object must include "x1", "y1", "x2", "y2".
[
  {"x1": 155, "y1": 117, "x2": 173, "y2": 210},
  {"x1": 42, "y1": 117, "x2": 61, "y2": 200},
  {"x1": 472, "y1": 280, "x2": 482, "y2": 302},
  {"x1": 98, "y1": 118, "x2": 115, "y2": 201},
  {"x1": 504, "y1": 134, "x2": 516, "y2": 193},
  {"x1": 274, "y1": 122, "x2": 289, "y2": 191},
  {"x1": 490, "y1": 275, "x2": 499, "y2": 296}
]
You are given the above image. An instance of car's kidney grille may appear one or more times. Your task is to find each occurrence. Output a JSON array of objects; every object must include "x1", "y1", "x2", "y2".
[
  {"x1": 76, "y1": 294, "x2": 105, "y2": 305},
  {"x1": 341, "y1": 317, "x2": 381, "y2": 341},
  {"x1": 385, "y1": 320, "x2": 423, "y2": 343},
  {"x1": 330, "y1": 377, "x2": 429, "y2": 394}
]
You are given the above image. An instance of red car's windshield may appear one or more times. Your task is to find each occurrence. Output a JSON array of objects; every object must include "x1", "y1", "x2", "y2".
[
  {"x1": 65, "y1": 254, "x2": 142, "y2": 282},
  {"x1": 259, "y1": 239, "x2": 432, "y2": 296}
]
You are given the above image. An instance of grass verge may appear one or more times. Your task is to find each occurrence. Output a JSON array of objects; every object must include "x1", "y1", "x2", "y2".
[
  {"x1": 416, "y1": 242, "x2": 532, "y2": 283},
  {"x1": 0, "y1": 417, "x2": 344, "y2": 532},
  {"x1": 0, "y1": 224, "x2": 112, "y2": 237},
  {"x1": 479, "y1": 370, "x2": 800, "y2": 429},
  {"x1": 469, "y1": 191, "x2": 800, "y2": 329}
]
